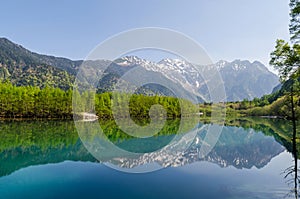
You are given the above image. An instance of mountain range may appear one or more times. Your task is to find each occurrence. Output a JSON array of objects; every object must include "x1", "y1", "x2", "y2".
[
  {"x1": 0, "y1": 38, "x2": 279, "y2": 101},
  {"x1": 103, "y1": 124, "x2": 284, "y2": 169},
  {"x1": 0, "y1": 122, "x2": 284, "y2": 177}
]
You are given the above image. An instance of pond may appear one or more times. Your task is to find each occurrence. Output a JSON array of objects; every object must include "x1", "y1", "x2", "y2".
[{"x1": 0, "y1": 118, "x2": 298, "y2": 199}]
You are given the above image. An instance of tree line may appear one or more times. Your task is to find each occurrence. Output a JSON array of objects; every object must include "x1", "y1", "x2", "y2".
[{"x1": 0, "y1": 81, "x2": 197, "y2": 119}]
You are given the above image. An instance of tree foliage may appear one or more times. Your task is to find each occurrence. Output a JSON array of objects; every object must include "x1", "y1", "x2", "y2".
[
  {"x1": 0, "y1": 81, "x2": 197, "y2": 119},
  {"x1": 270, "y1": 39, "x2": 300, "y2": 82},
  {"x1": 290, "y1": 0, "x2": 300, "y2": 43}
]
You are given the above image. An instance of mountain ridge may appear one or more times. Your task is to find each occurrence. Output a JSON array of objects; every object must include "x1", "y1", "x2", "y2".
[
  {"x1": 115, "y1": 56, "x2": 279, "y2": 101},
  {"x1": 0, "y1": 38, "x2": 279, "y2": 101}
]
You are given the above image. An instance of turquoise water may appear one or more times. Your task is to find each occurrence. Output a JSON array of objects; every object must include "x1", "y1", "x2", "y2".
[{"x1": 0, "y1": 118, "x2": 298, "y2": 199}]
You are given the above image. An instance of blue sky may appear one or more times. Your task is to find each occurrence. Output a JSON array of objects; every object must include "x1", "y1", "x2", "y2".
[{"x1": 0, "y1": 0, "x2": 290, "y2": 72}]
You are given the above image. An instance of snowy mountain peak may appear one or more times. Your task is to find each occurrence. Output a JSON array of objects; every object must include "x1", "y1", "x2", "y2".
[
  {"x1": 216, "y1": 59, "x2": 268, "y2": 72},
  {"x1": 115, "y1": 56, "x2": 152, "y2": 66},
  {"x1": 215, "y1": 60, "x2": 229, "y2": 69},
  {"x1": 229, "y1": 60, "x2": 251, "y2": 71},
  {"x1": 107, "y1": 56, "x2": 278, "y2": 101},
  {"x1": 158, "y1": 58, "x2": 191, "y2": 67}
]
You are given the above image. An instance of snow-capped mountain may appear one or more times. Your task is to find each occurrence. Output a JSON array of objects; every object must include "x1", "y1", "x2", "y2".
[
  {"x1": 98, "y1": 124, "x2": 284, "y2": 170},
  {"x1": 215, "y1": 60, "x2": 279, "y2": 100},
  {"x1": 115, "y1": 56, "x2": 154, "y2": 67},
  {"x1": 105, "y1": 56, "x2": 279, "y2": 101}
]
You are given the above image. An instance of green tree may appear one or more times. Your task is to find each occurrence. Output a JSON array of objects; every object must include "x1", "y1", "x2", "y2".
[
  {"x1": 290, "y1": 0, "x2": 300, "y2": 43},
  {"x1": 270, "y1": 40, "x2": 300, "y2": 82},
  {"x1": 271, "y1": 1, "x2": 300, "y2": 196},
  {"x1": 270, "y1": 39, "x2": 299, "y2": 132}
]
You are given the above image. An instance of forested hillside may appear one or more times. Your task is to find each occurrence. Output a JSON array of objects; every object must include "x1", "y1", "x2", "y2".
[{"x1": 0, "y1": 38, "x2": 79, "y2": 90}]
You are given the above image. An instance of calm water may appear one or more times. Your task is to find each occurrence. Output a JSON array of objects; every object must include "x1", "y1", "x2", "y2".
[{"x1": 0, "y1": 118, "x2": 299, "y2": 199}]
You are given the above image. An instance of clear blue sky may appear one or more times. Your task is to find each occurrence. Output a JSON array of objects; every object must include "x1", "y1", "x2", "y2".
[{"x1": 0, "y1": 0, "x2": 290, "y2": 72}]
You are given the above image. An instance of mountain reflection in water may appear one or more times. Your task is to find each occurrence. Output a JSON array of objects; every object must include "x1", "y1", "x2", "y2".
[{"x1": 0, "y1": 118, "x2": 294, "y2": 177}]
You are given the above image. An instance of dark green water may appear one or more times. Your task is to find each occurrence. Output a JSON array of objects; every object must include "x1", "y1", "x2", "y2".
[{"x1": 0, "y1": 118, "x2": 298, "y2": 199}]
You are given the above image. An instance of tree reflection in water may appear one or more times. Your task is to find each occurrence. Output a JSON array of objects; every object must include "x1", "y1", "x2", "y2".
[{"x1": 283, "y1": 124, "x2": 300, "y2": 199}]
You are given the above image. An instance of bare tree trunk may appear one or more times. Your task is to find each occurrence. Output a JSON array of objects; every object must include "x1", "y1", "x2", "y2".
[{"x1": 291, "y1": 83, "x2": 297, "y2": 142}]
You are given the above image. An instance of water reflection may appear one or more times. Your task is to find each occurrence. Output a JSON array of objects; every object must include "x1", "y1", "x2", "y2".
[
  {"x1": 282, "y1": 120, "x2": 299, "y2": 199},
  {"x1": 224, "y1": 117, "x2": 300, "y2": 199},
  {"x1": 0, "y1": 118, "x2": 295, "y2": 177}
]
